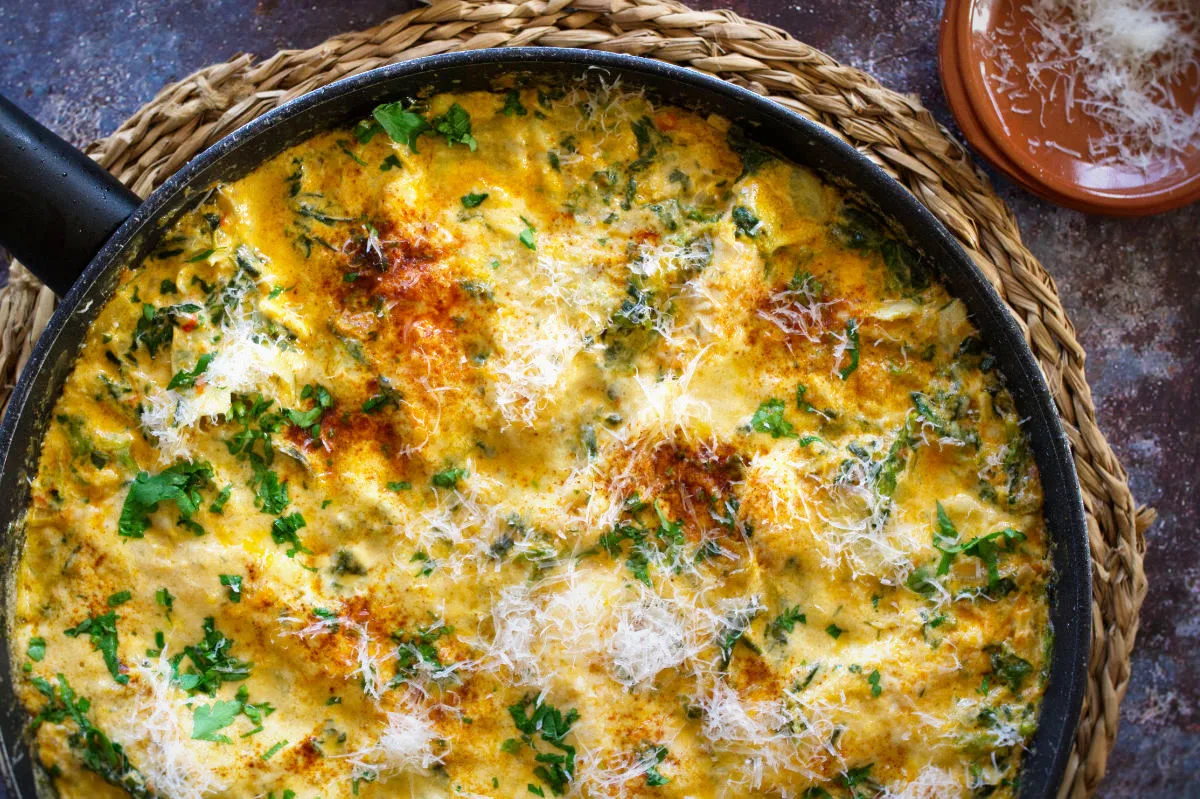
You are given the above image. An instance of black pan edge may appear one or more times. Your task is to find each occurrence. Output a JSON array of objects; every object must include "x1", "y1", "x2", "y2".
[{"x1": 0, "y1": 47, "x2": 1089, "y2": 799}]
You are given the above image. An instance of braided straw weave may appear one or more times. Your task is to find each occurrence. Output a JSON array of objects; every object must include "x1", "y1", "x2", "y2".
[{"x1": 0, "y1": 1, "x2": 1152, "y2": 795}]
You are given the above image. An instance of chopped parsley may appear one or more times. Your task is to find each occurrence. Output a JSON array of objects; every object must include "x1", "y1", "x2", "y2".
[
  {"x1": 27, "y1": 637, "x2": 46, "y2": 662},
  {"x1": 831, "y1": 206, "x2": 928, "y2": 292},
  {"x1": 219, "y1": 574, "x2": 243, "y2": 603},
  {"x1": 156, "y1": 587, "x2": 175, "y2": 616},
  {"x1": 287, "y1": 383, "x2": 333, "y2": 433},
  {"x1": 29, "y1": 674, "x2": 149, "y2": 792},
  {"x1": 825, "y1": 623, "x2": 844, "y2": 640},
  {"x1": 461, "y1": 192, "x2": 489, "y2": 208},
  {"x1": 598, "y1": 501, "x2": 686, "y2": 587},
  {"x1": 518, "y1": 217, "x2": 537, "y2": 250},
  {"x1": 166, "y1": 352, "x2": 215, "y2": 390},
  {"x1": 732, "y1": 205, "x2": 760, "y2": 237},
  {"x1": 191, "y1": 699, "x2": 243, "y2": 743},
  {"x1": 254, "y1": 468, "x2": 289, "y2": 515},
  {"x1": 118, "y1": 461, "x2": 214, "y2": 538},
  {"x1": 795, "y1": 382, "x2": 822, "y2": 414},
  {"x1": 629, "y1": 116, "x2": 666, "y2": 172},
  {"x1": 184, "y1": 249, "x2": 215, "y2": 263},
  {"x1": 336, "y1": 139, "x2": 367, "y2": 166},
  {"x1": 411, "y1": 550, "x2": 435, "y2": 576},
  {"x1": 431, "y1": 466, "x2": 467, "y2": 489},
  {"x1": 727, "y1": 125, "x2": 773, "y2": 178},
  {"x1": 393, "y1": 623, "x2": 454, "y2": 683},
  {"x1": 985, "y1": 644, "x2": 1034, "y2": 693},
  {"x1": 508, "y1": 696, "x2": 580, "y2": 796},
  {"x1": 107, "y1": 590, "x2": 132, "y2": 607},
  {"x1": 372, "y1": 101, "x2": 429, "y2": 152},
  {"x1": 905, "y1": 563, "x2": 939, "y2": 598},
  {"x1": 717, "y1": 607, "x2": 761, "y2": 670},
  {"x1": 261, "y1": 739, "x2": 288, "y2": 761},
  {"x1": 236, "y1": 684, "x2": 275, "y2": 737},
  {"x1": 360, "y1": 378, "x2": 399, "y2": 414},
  {"x1": 271, "y1": 512, "x2": 309, "y2": 557},
  {"x1": 174, "y1": 616, "x2": 252, "y2": 695},
  {"x1": 130, "y1": 301, "x2": 200, "y2": 358},
  {"x1": 867, "y1": 669, "x2": 882, "y2": 697},
  {"x1": 503, "y1": 90, "x2": 528, "y2": 116},
  {"x1": 353, "y1": 118, "x2": 382, "y2": 143},
  {"x1": 64, "y1": 611, "x2": 127, "y2": 685},
  {"x1": 361, "y1": 392, "x2": 395, "y2": 414},
  {"x1": 643, "y1": 745, "x2": 671, "y2": 786},
  {"x1": 769, "y1": 605, "x2": 807, "y2": 643},
  {"x1": 209, "y1": 484, "x2": 233, "y2": 515},
  {"x1": 838, "y1": 319, "x2": 860, "y2": 379},
  {"x1": 932, "y1": 501, "x2": 1026, "y2": 589},
  {"x1": 430, "y1": 103, "x2": 477, "y2": 150},
  {"x1": 841, "y1": 763, "x2": 877, "y2": 793},
  {"x1": 750, "y1": 398, "x2": 797, "y2": 439}
]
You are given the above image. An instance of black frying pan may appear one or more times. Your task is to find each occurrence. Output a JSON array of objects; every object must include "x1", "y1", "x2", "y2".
[{"x1": 0, "y1": 48, "x2": 1089, "y2": 798}]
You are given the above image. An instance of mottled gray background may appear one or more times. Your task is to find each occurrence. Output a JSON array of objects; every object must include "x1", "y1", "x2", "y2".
[{"x1": 1, "y1": 0, "x2": 1196, "y2": 794}]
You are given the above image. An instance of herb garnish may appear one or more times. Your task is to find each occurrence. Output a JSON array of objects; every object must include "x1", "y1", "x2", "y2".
[
  {"x1": 219, "y1": 574, "x2": 243, "y2": 603},
  {"x1": 64, "y1": 611, "x2": 127, "y2": 685},
  {"x1": 732, "y1": 205, "x2": 760, "y2": 237},
  {"x1": 191, "y1": 699, "x2": 243, "y2": 743},
  {"x1": 29, "y1": 674, "x2": 150, "y2": 793},
  {"x1": 431, "y1": 466, "x2": 467, "y2": 489},
  {"x1": 518, "y1": 217, "x2": 537, "y2": 250},
  {"x1": 174, "y1": 616, "x2": 252, "y2": 695},
  {"x1": 107, "y1": 590, "x2": 132, "y2": 607},
  {"x1": 769, "y1": 605, "x2": 807, "y2": 643},
  {"x1": 931, "y1": 501, "x2": 1026, "y2": 590},
  {"x1": 430, "y1": 103, "x2": 477, "y2": 150},
  {"x1": 271, "y1": 512, "x2": 310, "y2": 557},
  {"x1": 118, "y1": 461, "x2": 214, "y2": 538},
  {"x1": 749, "y1": 398, "x2": 798, "y2": 439},
  {"x1": 503, "y1": 90, "x2": 528, "y2": 116},
  {"x1": 838, "y1": 319, "x2": 860, "y2": 379},
  {"x1": 984, "y1": 644, "x2": 1034, "y2": 694},
  {"x1": 372, "y1": 102, "x2": 429, "y2": 152},
  {"x1": 156, "y1": 587, "x2": 175, "y2": 617},
  {"x1": 166, "y1": 352, "x2": 215, "y2": 390},
  {"x1": 643, "y1": 745, "x2": 671, "y2": 786},
  {"x1": 508, "y1": 696, "x2": 580, "y2": 796},
  {"x1": 393, "y1": 622, "x2": 454, "y2": 683}
]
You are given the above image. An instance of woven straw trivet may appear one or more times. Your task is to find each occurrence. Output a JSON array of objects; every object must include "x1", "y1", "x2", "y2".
[{"x1": 0, "y1": 1, "x2": 1153, "y2": 795}]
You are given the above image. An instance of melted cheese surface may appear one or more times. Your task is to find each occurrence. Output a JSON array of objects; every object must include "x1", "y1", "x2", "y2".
[{"x1": 12, "y1": 84, "x2": 1052, "y2": 799}]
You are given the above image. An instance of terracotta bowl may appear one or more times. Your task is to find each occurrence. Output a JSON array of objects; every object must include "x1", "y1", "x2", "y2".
[
  {"x1": 955, "y1": 0, "x2": 1200, "y2": 216},
  {"x1": 938, "y1": 0, "x2": 1091, "y2": 207}
]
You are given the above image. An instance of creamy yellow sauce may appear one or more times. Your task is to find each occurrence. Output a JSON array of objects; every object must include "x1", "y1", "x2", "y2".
[{"x1": 11, "y1": 83, "x2": 1051, "y2": 799}]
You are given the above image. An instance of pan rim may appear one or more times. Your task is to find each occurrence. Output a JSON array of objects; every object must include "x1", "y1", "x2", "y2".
[{"x1": 0, "y1": 46, "x2": 1089, "y2": 799}]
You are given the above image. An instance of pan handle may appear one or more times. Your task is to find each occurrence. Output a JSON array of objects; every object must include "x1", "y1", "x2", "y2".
[{"x1": 0, "y1": 94, "x2": 141, "y2": 296}]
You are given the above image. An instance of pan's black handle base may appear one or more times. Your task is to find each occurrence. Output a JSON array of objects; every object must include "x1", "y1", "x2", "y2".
[{"x1": 0, "y1": 95, "x2": 141, "y2": 296}]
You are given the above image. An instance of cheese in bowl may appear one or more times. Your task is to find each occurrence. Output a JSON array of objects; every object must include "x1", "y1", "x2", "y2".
[{"x1": 10, "y1": 82, "x2": 1051, "y2": 798}]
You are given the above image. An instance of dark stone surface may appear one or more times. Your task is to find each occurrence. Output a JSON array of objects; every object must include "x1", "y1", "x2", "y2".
[{"x1": 1, "y1": 0, "x2": 1196, "y2": 794}]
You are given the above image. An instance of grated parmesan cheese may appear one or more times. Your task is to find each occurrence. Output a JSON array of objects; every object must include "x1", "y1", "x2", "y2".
[
  {"x1": 990, "y1": 0, "x2": 1200, "y2": 170},
  {"x1": 341, "y1": 708, "x2": 442, "y2": 781},
  {"x1": 608, "y1": 595, "x2": 695, "y2": 689},
  {"x1": 883, "y1": 765, "x2": 966, "y2": 798},
  {"x1": 138, "y1": 303, "x2": 294, "y2": 463},
  {"x1": 130, "y1": 649, "x2": 226, "y2": 799}
]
